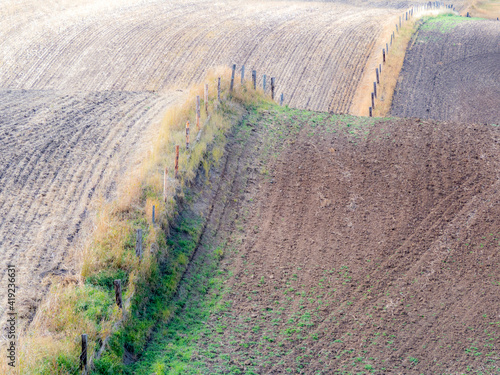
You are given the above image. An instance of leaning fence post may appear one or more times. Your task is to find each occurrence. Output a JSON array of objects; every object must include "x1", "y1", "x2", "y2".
[
  {"x1": 163, "y1": 167, "x2": 167, "y2": 202},
  {"x1": 376, "y1": 68, "x2": 379, "y2": 84},
  {"x1": 371, "y1": 92, "x2": 375, "y2": 110},
  {"x1": 204, "y1": 84, "x2": 208, "y2": 115},
  {"x1": 241, "y1": 65, "x2": 245, "y2": 84},
  {"x1": 175, "y1": 145, "x2": 179, "y2": 178},
  {"x1": 136, "y1": 229, "x2": 143, "y2": 258},
  {"x1": 373, "y1": 82, "x2": 377, "y2": 98},
  {"x1": 113, "y1": 280, "x2": 122, "y2": 309},
  {"x1": 263, "y1": 75, "x2": 267, "y2": 91},
  {"x1": 217, "y1": 77, "x2": 221, "y2": 102},
  {"x1": 369, "y1": 107, "x2": 373, "y2": 117},
  {"x1": 271, "y1": 77, "x2": 275, "y2": 100},
  {"x1": 80, "y1": 334, "x2": 88, "y2": 374},
  {"x1": 230, "y1": 64, "x2": 236, "y2": 92},
  {"x1": 379, "y1": 63, "x2": 382, "y2": 74},
  {"x1": 280, "y1": 93, "x2": 284, "y2": 106}
]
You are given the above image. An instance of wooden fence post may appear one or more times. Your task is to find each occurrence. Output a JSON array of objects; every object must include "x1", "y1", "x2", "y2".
[
  {"x1": 113, "y1": 280, "x2": 122, "y2": 309},
  {"x1": 271, "y1": 77, "x2": 275, "y2": 100},
  {"x1": 217, "y1": 77, "x2": 221, "y2": 102},
  {"x1": 80, "y1": 334, "x2": 88, "y2": 374},
  {"x1": 136, "y1": 229, "x2": 143, "y2": 258},
  {"x1": 376, "y1": 68, "x2": 379, "y2": 84},
  {"x1": 399, "y1": 16, "x2": 401, "y2": 28},
  {"x1": 230, "y1": 64, "x2": 236, "y2": 92},
  {"x1": 386, "y1": 43, "x2": 389, "y2": 55},
  {"x1": 379, "y1": 63, "x2": 382, "y2": 74},
  {"x1": 396, "y1": 24, "x2": 398, "y2": 33},
  {"x1": 280, "y1": 93, "x2": 284, "y2": 106},
  {"x1": 175, "y1": 145, "x2": 179, "y2": 178},
  {"x1": 371, "y1": 92, "x2": 375, "y2": 110},
  {"x1": 252, "y1": 70, "x2": 256, "y2": 89},
  {"x1": 369, "y1": 107, "x2": 373, "y2": 117},
  {"x1": 263, "y1": 75, "x2": 267, "y2": 91},
  {"x1": 186, "y1": 121, "x2": 190, "y2": 150},
  {"x1": 163, "y1": 167, "x2": 167, "y2": 202},
  {"x1": 204, "y1": 84, "x2": 208, "y2": 115},
  {"x1": 373, "y1": 82, "x2": 377, "y2": 98},
  {"x1": 152, "y1": 205, "x2": 155, "y2": 224},
  {"x1": 241, "y1": 65, "x2": 245, "y2": 84},
  {"x1": 383, "y1": 48, "x2": 386, "y2": 63},
  {"x1": 196, "y1": 96, "x2": 200, "y2": 131}
]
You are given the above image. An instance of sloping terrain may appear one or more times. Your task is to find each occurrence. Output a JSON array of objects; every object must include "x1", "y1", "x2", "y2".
[
  {"x1": 0, "y1": 0, "x2": 410, "y2": 338},
  {"x1": 391, "y1": 15, "x2": 500, "y2": 124},
  {"x1": 131, "y1": 107, "x2": 500, "y2": 374},
  {"x1": 0, "y1": 0, "x2": 402, "y2": 111},
  {"x1": 0, "y1": 89, "x2": 177, "y2": 334}
]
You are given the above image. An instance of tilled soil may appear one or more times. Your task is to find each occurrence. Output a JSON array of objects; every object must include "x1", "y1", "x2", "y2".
[
  {"x1": 138, "y1": 109, "x2": 500, "y2": 374},
  {"x1": 0, "y1": 0, "x2": 400, "y2": 112},
  {"x1": 391, "y1": 17, "x2": 500, "y2": 124},
  {"x1": 0, "y1": 89, "x2": 177, "y2": 335}
]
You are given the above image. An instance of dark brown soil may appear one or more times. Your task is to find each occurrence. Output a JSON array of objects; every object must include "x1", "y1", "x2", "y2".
[
  {"x1": 391, "y1": 17, "x2": 500, "y2": 124},
  {"x1": 193, "y1": 111, "x2": 500, "y2": 374}
]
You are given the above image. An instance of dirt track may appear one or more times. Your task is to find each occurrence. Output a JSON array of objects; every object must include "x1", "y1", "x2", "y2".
[
  {"x1": 134, "y1": 108, "x2": 500, "y2": 373},
  {"x1": 391, "y1": 16, "x2": 500, "y2": 123}
]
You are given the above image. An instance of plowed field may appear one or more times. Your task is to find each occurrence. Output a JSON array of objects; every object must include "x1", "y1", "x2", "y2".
[
  {"x1": 0, "y1": 0, "x2": 410, "y2": 335},
  {"x1": 391, "y1": 15, "x2": 500, "y2": 123},
  {"x1": 0, "y1": 0, "x2": 402, "y2": 112},
  {"x1": 133, "y1": 107, "x2": 500, "y2": 374},
  {"x1": 0, "y1": 90, "x2": 176, "y2": 329}
]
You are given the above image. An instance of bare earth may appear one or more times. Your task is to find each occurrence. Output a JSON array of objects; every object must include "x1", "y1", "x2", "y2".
[{"x1": 391, "y1": 17, "x2": 500, "y2": 124}]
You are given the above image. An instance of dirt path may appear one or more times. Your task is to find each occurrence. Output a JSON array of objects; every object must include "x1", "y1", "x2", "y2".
[{"x1": 133, "y1": 107, "x2": 500, "y2": 374}]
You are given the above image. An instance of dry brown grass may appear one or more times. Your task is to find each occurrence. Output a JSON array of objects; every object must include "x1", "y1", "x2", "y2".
[
  {"x1": 0, "y1": 66, "x2": 262, "y2": 375},
  {"x1": 464, "y1": 0, "x2": 500, "y2": 19}
]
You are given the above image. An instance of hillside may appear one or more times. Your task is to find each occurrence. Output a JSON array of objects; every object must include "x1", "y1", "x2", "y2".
[
  {"x1": 391, "y1": 14, "x2": 500, "y2": 123},
  {"x1": 129, "y1": 105, "x2": 500, "y2": 374}
]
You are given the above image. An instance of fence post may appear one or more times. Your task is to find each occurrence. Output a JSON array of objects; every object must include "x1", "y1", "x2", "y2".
[
  {"x1": 241, "y1": 65, "x2": 245, "y2": 84},
  {"x1": 186, "y1": 121, "x2": 190, "y2": 150},
  {"x1": 369, "y1": 107, "x2": 373, "y2": 117},
  {"x1": 196, "y1": 96, "x2": 200, "y2": 131},
  {"x1": 152, "y1": 205, "x2": 155, "y2": 225},
  {"x1": 376, "y1": 68, "x2": 379, "y2": 84},
  {"x1": 80, "y1": 334, "x2": 88, "y2": 374},
  {"x1": 399, "y1": 16, "x2": 401, "y2": 28},
  {"x1": 136, "y1": 229, "x2": 143, "y2": 258},
  {"x1": 175, "y1": 145, "x2": 179, "y2": 178},
  {"x1": 230, "y1": 64, "x2": 236, "y2": 91},
  {"x1": 163, "y1": 167, "x2": 168, "y2": 202},
  {"x1": 271, "y1": 77, "x2": 275, "y2": 100},
  {"x1": 280, "y1": 93, "x2": 284, "y2": 106},
  {"x1": 373, "y1": 82, "x2": 377, "y2": 98},
  {"x1": 204, "y1": 84, "x2": 208, "y2": 115},
  {"x1": 371, "y1": 92, "x2": 375, "y2": 110},
  {"x1": 383, "y1": 48, "x2": 386, "y2": 63},
  {"x1": 113, "y1": 280, "x2": 122, "y2": 309},
  {"x1": 263, "y1": 75, "x2": 267, "y2": 91},
  {"x1": 217, "y1": 77, "x2": 221, "y2": 102},
  {"x1": 379, "y1": 63, "x2": 382, "y2": 74},
  {"x1": 386, "y1": 43, "x2": 389, "y2": 55},
  {"x1": 396, "y1": 24, "x2": 398, "y2": 33}
]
